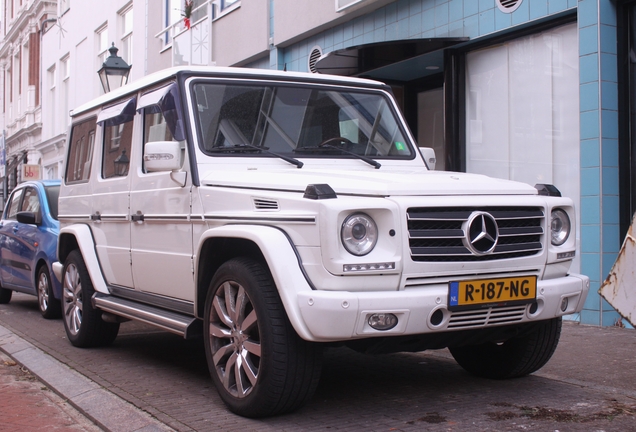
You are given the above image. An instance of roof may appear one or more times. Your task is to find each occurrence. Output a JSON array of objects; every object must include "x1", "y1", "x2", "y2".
[{"x1": 70, "y1": 66, "x2": 388, "y2": 118}]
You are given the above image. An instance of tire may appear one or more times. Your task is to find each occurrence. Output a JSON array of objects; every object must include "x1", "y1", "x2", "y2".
[
  {"x1": 62, "y1": 250, "x2": 119, "y2": 347},
  {"x1": 449, "y1": 317, "x2": 562, "y2": 379},
  {"x1": 0, "y1": 285, "x2": 11, "y2": 304},
  {"x1": 37, "y1": 265, "x2": 62, "y2": 319},
  {"x1": 204, "y1": 257, "x2": 322, "y2": 418}
]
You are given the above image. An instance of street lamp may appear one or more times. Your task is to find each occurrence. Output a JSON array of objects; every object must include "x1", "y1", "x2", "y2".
[
  {"x1": 98, "y1": 43, "x2": 132, "y2": 93},
  {"x1": 113, "y1": 150, "x2": 130, "y2": 176}
]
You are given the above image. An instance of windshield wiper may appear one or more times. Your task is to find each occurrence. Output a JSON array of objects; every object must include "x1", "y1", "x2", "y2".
[
  {"x1": 314, "y1": 142, "x2": 381, "y2": 169},
  {"x1": 209, "y1": 144, "x2": 303, "y2": 168}
]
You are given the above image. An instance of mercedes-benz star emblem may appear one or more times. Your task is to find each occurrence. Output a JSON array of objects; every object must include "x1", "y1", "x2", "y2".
[{"x1": 464, "y1": 211, "x2": 499, "y2": 255}]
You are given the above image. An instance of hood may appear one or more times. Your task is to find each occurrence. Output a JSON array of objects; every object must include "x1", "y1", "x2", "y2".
[{"x1": 199, "y1": 165, "x2": 538, "y2": 197}]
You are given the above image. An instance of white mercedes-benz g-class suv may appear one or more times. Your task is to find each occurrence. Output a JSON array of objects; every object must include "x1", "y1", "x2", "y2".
[{"x1": 54, "y1": 66, "x2": 589, "y2": 418}]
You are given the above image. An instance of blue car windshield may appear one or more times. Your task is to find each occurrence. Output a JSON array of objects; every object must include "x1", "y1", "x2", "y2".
[{"x1": 192, "y1": 82, "x2": 414, "y2": 160}]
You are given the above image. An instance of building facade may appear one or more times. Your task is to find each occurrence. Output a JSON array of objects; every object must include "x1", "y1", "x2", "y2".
[{"x1": 1, "y1": 0, "x2": 634, "y2": 326}]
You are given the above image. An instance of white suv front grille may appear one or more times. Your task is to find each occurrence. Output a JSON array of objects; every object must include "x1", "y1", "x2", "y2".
[{"x1": 407, "y1": 206, "x2": 545, "y2": 262}]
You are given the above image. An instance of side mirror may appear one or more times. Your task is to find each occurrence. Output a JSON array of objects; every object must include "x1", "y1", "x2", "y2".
[
  {"x1": 144, "y1": 141, "x2": 183, "y2": 172},
  {"x1": 419, "y1": 147, "x2": 436, "y2": 170},
  {"x1": 16, "y1": 211, "x2": 40, "y2": 225}
]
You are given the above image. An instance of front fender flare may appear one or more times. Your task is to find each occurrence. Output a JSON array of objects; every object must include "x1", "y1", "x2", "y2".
[{"x1": 196, "y1": 225, "x2": 316, "y2": 341}]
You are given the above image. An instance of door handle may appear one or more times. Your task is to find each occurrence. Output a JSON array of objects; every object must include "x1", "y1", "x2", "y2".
[
  {"x1": 91, "y1": 212, "x2": 101, "y2": 221},
  {"x1": 131, "y1": 212, "x2": 144, "y2": 222}
]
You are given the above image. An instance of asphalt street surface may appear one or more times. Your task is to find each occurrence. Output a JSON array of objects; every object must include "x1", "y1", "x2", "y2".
[{"x1": 1, "y1": 292, "x2": 636, "y2": 431}]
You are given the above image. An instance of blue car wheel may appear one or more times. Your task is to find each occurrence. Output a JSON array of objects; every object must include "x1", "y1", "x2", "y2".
[{"x1": 37, "y1": 265, "x2": 61, "y2": 319}]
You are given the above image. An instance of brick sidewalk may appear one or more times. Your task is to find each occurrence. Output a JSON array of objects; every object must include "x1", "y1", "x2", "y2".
[{"x1": 0, "y1": 351, "x2": 101, "y2": 432}]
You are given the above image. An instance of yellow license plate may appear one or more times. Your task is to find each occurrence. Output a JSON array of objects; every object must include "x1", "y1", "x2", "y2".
[{"x1": 448, "y1": 276, "x2": 537, "y2": 310}]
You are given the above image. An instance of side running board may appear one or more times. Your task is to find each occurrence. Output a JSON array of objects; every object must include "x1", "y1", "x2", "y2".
[{"x1": 93, "y1": 293, "x2": 202, "y2": 339}]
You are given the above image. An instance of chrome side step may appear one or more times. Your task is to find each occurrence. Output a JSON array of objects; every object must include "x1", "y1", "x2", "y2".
[{"x1": 93, "y1": 293, "x2": 202, "y2": 339}]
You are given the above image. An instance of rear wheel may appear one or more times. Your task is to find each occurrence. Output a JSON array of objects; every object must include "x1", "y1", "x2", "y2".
[
  {"x1": 449, "y1": 318, "x2": 562, "y2": 379},
  {"x1": 204, "y1": 257, "x2": 322, "y2": 418},
  {"x1": 62, "y1": 250, "x2": 119, "y2": 347},
  {"x1": 37, "y1": 265, "x2": 61, "y2": 319}
]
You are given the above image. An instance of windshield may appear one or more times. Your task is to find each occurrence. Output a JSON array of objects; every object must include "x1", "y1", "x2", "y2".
[{"x1": 192, "y1": 81, "x2": 414, "y2": 160}]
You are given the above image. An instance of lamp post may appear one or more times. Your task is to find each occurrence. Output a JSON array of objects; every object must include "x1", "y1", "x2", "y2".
[
  {"x1": 113, "y1": 150, "x2": 130, "y2": 176},
  {"x1": 97, "y1": 43, "x2": 132, "y2": 93}
]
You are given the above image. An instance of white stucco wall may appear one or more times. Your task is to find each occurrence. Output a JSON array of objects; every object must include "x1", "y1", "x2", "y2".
[
  {"x1": 272, "y1": 0, "x2": 393, "y2": 47},
  {"x1": 211, "y1": 1, "x2": 269, "y2": 66}
]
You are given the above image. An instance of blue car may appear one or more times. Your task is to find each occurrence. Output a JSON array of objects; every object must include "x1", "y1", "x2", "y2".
[{"x1": 0, "y1": 179, "x2": 61, "y2": 318}]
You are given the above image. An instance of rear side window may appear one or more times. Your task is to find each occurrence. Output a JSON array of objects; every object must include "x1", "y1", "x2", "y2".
[
  {"x1": 98, "y1": 97, "x2": 136, "y2": 179},
  {"x1": 65, "y1": 117, "x2": 97, "y2": 184},
  {"x1": 102, "y1": 120, "x2": 133, "y2": 178}
]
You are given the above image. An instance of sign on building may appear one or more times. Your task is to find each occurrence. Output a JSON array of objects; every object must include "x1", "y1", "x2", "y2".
[{"x1": 21, "y1": 164, "x2": 41, "y2": 180}]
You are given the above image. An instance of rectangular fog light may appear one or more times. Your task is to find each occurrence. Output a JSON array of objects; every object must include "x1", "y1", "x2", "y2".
[{"x1": 343, "y1": 262, "x2": 395, "y2": 272}]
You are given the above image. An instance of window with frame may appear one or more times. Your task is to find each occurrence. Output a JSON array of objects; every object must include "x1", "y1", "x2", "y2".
[
  {"x1": 220, "y1": 0, "x2": 239, "y2": 11},
  {"x1": 96, "y1": 25, "x2": 109, "y2": 67},
  {"x1": 65, "y1": 117, "x2": 97, "y2": 183},
  {"x1": 14, "y1": 53, "x2": 20, "y2": 99},
  {"x1": 48, "y1": 65, "x2": 56, "y2": 133},
  {"x1": 20, "y1": 187, "x2": 40, "y2": 214},
  {"x1": 120, "y1": 5, "x2": 133, "y2": 64},
  {"x1": 191, "y1": 0, "x2": 207, "y2": 23},
  {"x1": 7, "y1": 67, "x2": 12, "y2": 105},
  {"x1": 102, "y1": 117, "x2": 133, "y2": 179},
  {"x1": 5, "y1": 188, "x2": 23, "y2": 220},
  {"x1": 163, "y1": 0, "x2": 181, "y2": 44},
  {"x1": 193, "y1": 82, "x2": 413, "y2": 159},
  {"x1": 59, "y1": 0, "x2": 69, "y2": 15},
  {"x1": 60, "y1": 56, "x2": 70, "y2": 132}
]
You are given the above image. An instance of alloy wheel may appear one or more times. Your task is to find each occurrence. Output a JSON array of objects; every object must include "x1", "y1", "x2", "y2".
[
  {"x1": 63, "y1": 263, "x2": 83, "y2": 336},
  {"x1": 38, "y1": 270, "x2": 50, "y2": 312},
  {"x1": 209, "y1": 280, "x2": 261, "y2": 398}
]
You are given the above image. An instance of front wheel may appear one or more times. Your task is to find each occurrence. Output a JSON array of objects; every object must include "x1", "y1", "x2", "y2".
[
  {"x1": 204, "y1": 257, "x2": 322, "y2": 418},
  {"x1": 449, "y1": 318, "x2": 562, "y2": 379},
  {"x1": 37, "y1": 265, "x2": 61, "y2": 319},
  {"x1": 62, "y1": 250, "x2": 119, "y2": 347}
]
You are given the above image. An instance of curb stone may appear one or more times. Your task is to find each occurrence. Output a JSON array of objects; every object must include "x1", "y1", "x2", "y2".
[{"x1": 0, "y1": 324, "x2": 174, "y2": 432}]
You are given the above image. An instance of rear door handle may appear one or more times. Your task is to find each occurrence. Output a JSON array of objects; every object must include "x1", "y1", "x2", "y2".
[{"x1": 131, "y1": 212, "x2": 144, "y2": 222}]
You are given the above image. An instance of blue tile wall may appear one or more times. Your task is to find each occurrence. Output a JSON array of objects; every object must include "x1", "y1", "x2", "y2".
[
  {"x1": 279, "y1": 0, "x2": 581, "y2": 70},
  {"x1": 580, "y1": 54, "x2": 599, "y2": 83},
  {"x1": 580, "y1": 138, "x2": 600, "y2": 168},
  {"x1": 575, "y1": 0, "x2": 622, "y2": 326}
]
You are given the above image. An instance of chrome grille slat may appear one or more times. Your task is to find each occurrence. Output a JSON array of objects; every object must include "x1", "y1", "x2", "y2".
[
  {"x1": 447, "y1": 305, "x2": 527, "y2": 329},
  {"x1": 407, "y1": 206, "x2": 544, "y2": 262}
]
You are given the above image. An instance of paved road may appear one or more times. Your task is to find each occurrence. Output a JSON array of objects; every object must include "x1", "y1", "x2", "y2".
[{"x1": 1, "y1": 292, "x2": 636, "y2": 431}]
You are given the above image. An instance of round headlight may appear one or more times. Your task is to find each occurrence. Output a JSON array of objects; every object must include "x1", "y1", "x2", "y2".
[
  {"x1": 341, "y1": 213, "x2": 378, "y2": 256},
  {"x1": 550, "y1": 209, "x2": 571, "y2": 246}
]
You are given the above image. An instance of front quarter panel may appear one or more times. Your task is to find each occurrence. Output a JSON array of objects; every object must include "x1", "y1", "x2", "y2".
[{"x1": 195, "y1": 224, "x2": 316, "y2": 340}]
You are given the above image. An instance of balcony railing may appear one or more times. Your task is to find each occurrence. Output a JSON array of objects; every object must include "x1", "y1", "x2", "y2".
[{"x1": 155, "y1": 1, "x2": 213, "y2": 67}]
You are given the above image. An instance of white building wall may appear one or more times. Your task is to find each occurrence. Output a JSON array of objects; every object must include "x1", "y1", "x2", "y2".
[{"x1": 273, "y1": 0, "x2": 393, "y2": 47}]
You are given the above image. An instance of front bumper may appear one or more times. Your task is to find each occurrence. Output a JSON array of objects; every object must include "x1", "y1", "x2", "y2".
[{"x1": 296, "y1": 273, "x2": 589, "y2": 342}]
